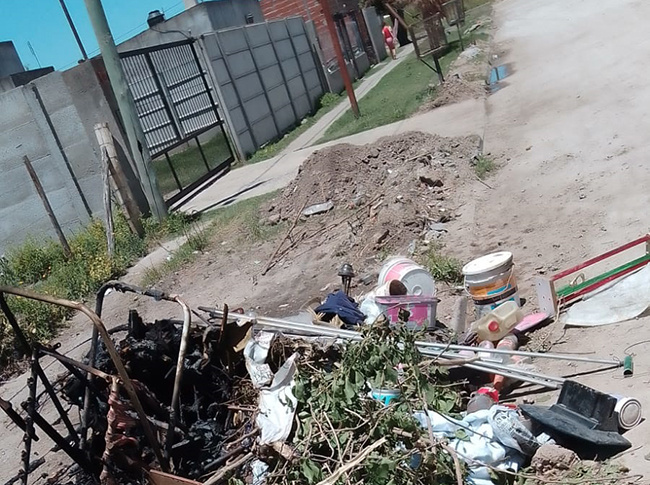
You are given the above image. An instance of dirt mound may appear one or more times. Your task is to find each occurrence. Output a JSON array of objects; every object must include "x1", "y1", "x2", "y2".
[
  {"x1": 264, "y1": 131, "x2": 481, "y2": 269},
  {"x1": 422, "y1": 76, "x2": 487, "y2": 111}
]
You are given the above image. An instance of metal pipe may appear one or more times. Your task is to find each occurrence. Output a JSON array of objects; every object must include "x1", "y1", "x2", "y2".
[
  {"x1": 206, "y1": 309, "x2": 622, "y2": 367},
  {"x1": 0, "y1": 286, "x2": 168, "y2": 473},
  {"x1": 165, "y1": 296, "x2": 192, "y2": 458}
]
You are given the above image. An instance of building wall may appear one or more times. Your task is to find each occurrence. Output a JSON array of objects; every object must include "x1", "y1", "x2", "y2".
[
  {"x1": 0, "y1": 63, "x2": 139, "y2": 254},
  {"x1": 260, "y1": 0, "x2": 336, "y2": 62},
  {"x1": 0, "y1": 41, "x2": 24, "y2": 78},
  {"x1": 118, "y1": 0, "x2": 264, "y2": 52}
]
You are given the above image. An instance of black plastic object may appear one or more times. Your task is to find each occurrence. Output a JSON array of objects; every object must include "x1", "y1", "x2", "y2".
[{"x1": 520, "y1": 381, "x2": 631, "y2": 452}]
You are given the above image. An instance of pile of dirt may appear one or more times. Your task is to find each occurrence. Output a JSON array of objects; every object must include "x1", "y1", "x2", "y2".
[
  {"x1": 264, "y1": 131, "x2": 481, "y2": 268},
  {"x1": 422, "y1": 75, "x2": 487, "y2": 110}
]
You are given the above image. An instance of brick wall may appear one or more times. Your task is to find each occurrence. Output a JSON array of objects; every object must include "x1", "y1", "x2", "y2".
[{"x1": 260, "y1": 0, "x2": 336, "y2": 62}]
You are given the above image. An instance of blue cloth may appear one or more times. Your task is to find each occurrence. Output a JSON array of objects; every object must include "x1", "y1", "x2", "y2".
[{"x1": 315, "y1": 290, "x2": 365, "y2": 326}]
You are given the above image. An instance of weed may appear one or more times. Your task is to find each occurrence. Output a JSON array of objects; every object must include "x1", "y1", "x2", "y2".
[
  {"x1": 474, "y1": 155, "x2": 496, "y2": 179},
  {"x1": 424, "y1": 245, "x2": 463, "y2": 284},
  {"x1": 0, "y1": 212, "x2": 149, "y2": 365},
  {"x1": 319, "y1": 45, "x2": 462, "y2": 144}
]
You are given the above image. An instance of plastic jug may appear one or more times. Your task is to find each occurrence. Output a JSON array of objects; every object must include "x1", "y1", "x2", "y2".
[{"x1": 472, "y1": 301, "x2": 523, "y2": 342}]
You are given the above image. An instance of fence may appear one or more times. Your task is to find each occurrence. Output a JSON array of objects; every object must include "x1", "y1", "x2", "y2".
[
  {"x1": 202, "y1": 17, "x2": 324, "y2": 157},
  {"x1": 119, "y1": 39, "x2": 235, "y2": 207}
]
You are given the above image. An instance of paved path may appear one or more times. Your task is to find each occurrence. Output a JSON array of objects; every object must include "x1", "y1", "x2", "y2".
[{"x1": 183, "y1": 98, "x2": 486, "y2": 213}]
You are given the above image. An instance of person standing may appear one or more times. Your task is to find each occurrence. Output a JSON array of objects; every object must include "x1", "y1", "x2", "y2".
[{"x1": 382, "y1": 21, "x2": 397, "y2": 60}]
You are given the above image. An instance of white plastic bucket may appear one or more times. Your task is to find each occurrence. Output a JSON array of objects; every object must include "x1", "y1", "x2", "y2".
[
  {"x1": 378, "y1": 257, "x2": 436, "y2": 297},
  {"x1": 462, "y1": 251, "x2": 520, "y2": 318},
  {"x1": 612, "y1": 395, "x2": 642, "y2": 430},
  {"x1": 374, "y1": 279, "x2": 408, "y2": 297}
]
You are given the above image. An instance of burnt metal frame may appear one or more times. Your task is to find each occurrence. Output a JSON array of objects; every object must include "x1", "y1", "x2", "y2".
[
  {"x1": 0, "y1": 285, "x2": 185, "y2": 483},
  {"x1": 119, "y1": 39, "x2": 235, "y2": 208},
  {"x1": 82, "y1": 282, "x2": 192, "y2": 462}
]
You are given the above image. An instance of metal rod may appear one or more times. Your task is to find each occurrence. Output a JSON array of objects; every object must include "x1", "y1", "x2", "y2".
[
  {"x1": 165, "y1": 296, "x2": 192, "y2": 458},
  {"x1": 58, "y1": 0, "x2": 88, "y2": 60},
  {"x1": 195, "y1": 136, "x2": 211, "y2": 172},
  {"x1": 165, "y1": 152, "x2": 183, "y2": 191},
  {"x1": 206, "y1": 309, "x2": 622, "y2": 366},
  {"x1": 33, "y1": 352, "x2": 80, "y2": 443},
  {"x1": 0, "y1": 286, "x2": 169, "y2": 472},
  {"x1": 22, "y1": 156, "x2": 73, "y2": 257},
  {"x1": 22, "y1": 398, "x2": 98, "y2": 477},
  {"x1": 30, "y1": 85, "x2": 93, "y2": 218},
  {"x1": 21, "y1": 351, "x2": 38, "y2": 485},
  {"x1": 0, "y1": 397, "x2": 38, "y2": 441}
]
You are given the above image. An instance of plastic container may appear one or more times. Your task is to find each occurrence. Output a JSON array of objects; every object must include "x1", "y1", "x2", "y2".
[
  {"x1": 472, "y1": 301, "x2": 523, "y2": 342},
  {"x1": 612, "y1": 395, "x2": 642, "y2": 430},
  {"x1": 374, "y1": 279, "x2": 408, "y2": 297},
  {"x1": 462, "y1": 251, "x2": 520, "y2": 318},
  {"x1": 467, "y1": 386, "x2": 499, "y2": 413},
  {"x1": 371, "y1": 388, "x2": 401, "y2": 406},
  {"x1": 477, "y1": 340, "x2": 495, "y2": 359},
  {"x1": 493, "y1": 334, "x2": 519, "y2": 390},
  {"x1": 378, "y1": 257, "x2": 436, "y2": 297},
  {"x1": 375, "y1": 295, "x2": 438, "y2": 331}
]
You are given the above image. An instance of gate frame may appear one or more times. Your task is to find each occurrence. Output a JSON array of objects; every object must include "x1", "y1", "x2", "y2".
[{"x1": 119, "y1": 39, "x2": 236, "y2": 209}]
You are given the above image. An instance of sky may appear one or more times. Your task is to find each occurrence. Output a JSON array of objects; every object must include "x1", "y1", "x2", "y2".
[{"x1": 0, "y1": 0, "x2": 189, "y2": 71}]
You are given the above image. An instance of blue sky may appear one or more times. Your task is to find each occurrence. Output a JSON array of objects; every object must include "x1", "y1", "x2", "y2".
[{"x1": 0, "y1": 0, "x2": 188, "y2": 71}]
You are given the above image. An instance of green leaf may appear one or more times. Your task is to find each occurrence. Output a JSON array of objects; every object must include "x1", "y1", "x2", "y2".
[{"x1": 300, "y1": 459, "x2": 322, "y2": 484}]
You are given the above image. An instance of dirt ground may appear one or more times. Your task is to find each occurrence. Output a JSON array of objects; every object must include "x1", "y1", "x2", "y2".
[{"x1": 3, "y1": 0, "x2": 650, "y2": 481}]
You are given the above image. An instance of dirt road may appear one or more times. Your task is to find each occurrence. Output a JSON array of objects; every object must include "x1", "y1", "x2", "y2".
[
  {"x1": 3, "y1": 0, "x2": 650, "y2": 481},
  {"x1": 444, "y1": 0, "x2": 650, "y2": 476}
]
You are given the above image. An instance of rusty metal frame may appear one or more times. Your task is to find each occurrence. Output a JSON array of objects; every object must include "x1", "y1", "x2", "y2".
[
  {"x1": 82, "y1": 281, "x2": 192, "y2": 463},
  {"x1": 0, "y1": 285, "x2": 170, "y2": 482}
]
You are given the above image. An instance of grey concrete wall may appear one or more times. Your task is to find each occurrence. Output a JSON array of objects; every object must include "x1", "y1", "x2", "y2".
[
  {"x1": 0, "y1": 63, "x2": 134, "y2": 254},
  {"x1": 0, "y1": 41, "x2": 24, "y2": 78},
  {"x1": 203, "y1": 17, "x2": 324, "y2": 157}
]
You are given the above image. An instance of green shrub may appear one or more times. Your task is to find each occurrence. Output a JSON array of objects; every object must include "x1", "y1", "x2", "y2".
[
  {"x1": 424, "y1": 245, "x2": 463, "y2": 285},
  {"x1": 3, "y1": 238, "x2": 66, "y2": 285},
  {"x1": 0, "y1": 212, "x2": 151, "y2": 366}
]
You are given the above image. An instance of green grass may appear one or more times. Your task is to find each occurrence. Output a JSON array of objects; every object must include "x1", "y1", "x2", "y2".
[
  {"x1": 318, "y1": 45, "x2": 462, "y2": 144},
  {"x1": 246, "y1": 59, "x2": 391, "y2": 164},
  {"x1": 152, "y1": 132, "x2": 232, "y2": 196},
  {"x1": 246, "y1": 93, "x2": 344, "y2": 164},
  {"x1": 0, "y1": 214, "x2": 148, "y2": 365},
  {"x1": 141, "y1": 192, "x2": 282, "y2": 286},
  {"x1": 474, "y1": 155, "x2": 496, "y2": 179},
  {"x1": 464, "y1": 0, "x2": 492, "y2": 10},
  {"x1": 423, "y1": 244, "x2": 463, "y2": 285}
]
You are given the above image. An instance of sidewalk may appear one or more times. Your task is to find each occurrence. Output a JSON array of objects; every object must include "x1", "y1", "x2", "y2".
[{"x1": 183, "y1": 97, "x2": 486, "y2": 214}]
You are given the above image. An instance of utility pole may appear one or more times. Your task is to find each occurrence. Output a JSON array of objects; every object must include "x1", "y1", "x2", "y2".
[
  {"x1": 82, "y1": 0, "x2": 167, "y2": 220},
  {"x1": 58, "y1": 0, "x2": 88, "y2": 60},
  {"x1": 318, "y1": 0, "x2": 360, "y2": 118}
]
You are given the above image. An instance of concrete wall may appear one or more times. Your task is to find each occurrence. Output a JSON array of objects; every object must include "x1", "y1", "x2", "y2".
[
  {"x1": 0, "y1": 62, "x2": 139, "y2": 254},
  {"x1": 0, "y1": 67, "x2": 56, "y2": 95},
  {"x1": 0, "y1": 41, "x2": 24, "y2": 78},
  {"x1": 118, "y1": 0, "x2": 264, "y2": 52},
  {"x1": 202, "y1": 17, "x2": 324, "y2": 156}
]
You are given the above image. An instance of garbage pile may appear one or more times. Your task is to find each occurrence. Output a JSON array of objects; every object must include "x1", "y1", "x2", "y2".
[
  {"x1": 5, "y1": 237, "x2": 647, "y2": 484},
  {"x1": 263, "y1": 132, "x2": 482, "y2": 268}
]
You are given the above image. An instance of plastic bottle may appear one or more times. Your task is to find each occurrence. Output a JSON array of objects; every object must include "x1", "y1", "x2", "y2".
[
  {"x1": 493, "y1": 334, "x2": 519, "y2": 390},
  {"x1": 477, "y1": 340, "x2": 495, "y2": 360},
  {"x1": 472, "y1": 301, "x2": 524, "y2": 342}
]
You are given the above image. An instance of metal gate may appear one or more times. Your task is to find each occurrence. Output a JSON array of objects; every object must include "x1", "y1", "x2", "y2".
[{"x1": 120, "y1": 39, "x2": 234, "y2": 208}]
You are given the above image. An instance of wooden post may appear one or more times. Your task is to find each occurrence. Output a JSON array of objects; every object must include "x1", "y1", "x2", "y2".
[
  {"x1": 22, "y1": 156, "x2": 72, "y2": 258},
  {"x1": 101, "y1": 147, "x2": 115, "y2": 258},
  {"x1": 318, "y1": 0, "x2": 360, "y2": 118},
  {"x1": 94, "y1": 123, "x2": 145, "y2": 238}
]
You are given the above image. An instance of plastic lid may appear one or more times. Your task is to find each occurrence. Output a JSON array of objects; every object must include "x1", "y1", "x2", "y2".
[
  {"x1": 462, "y1": 251, "x2": 514, "y2": 276},
  {"x1": 487, "y1": 321, "x2": 499, "y2": 332}
]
